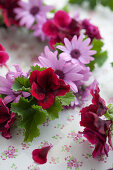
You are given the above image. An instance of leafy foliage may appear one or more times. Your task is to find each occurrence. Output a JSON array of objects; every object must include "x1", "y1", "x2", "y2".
[
  {"x1": 105, "y1": 104, "x2": 113, "y2": 134},
  {"x1": 10, "y1": 89, "x2": 75, "y2": 142},
  {"x1": 69, "y1": 0, "x2": 113, "y2": 11},
  {"x1": 11, "y1": 97, "x2": 47, "y2": 142},
  {"x1": 54, "y1": 42, "x2": 64, "y2": 56},
  {"x1": 47, "y1": 98, "x2": 62, "y2": 120},
  {"x1": 87, "y1": 39, "x2": 108, "y2": 71},
  {"x1": 58, "y1": 91, "x2": 75, "y2": 106},
  {"x1": 30, "y1": 65, "x2": 46, "y2": 72},
  {"x1": 11, "y1": 64, "x2": 75, "y2": 142},
  {"x1": 12, "y1": 76, "x2": 31, "y2": 92},
  {"x1": 105, "y1": 104, "x2": 113, "y2": 121}
]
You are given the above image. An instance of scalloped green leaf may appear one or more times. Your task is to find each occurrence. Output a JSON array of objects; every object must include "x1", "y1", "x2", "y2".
[
  {"x1": 47, "y1": 98, "x2": 62, "y2": 120},
  {"x1": 12, "y1": 76, "x2": 31, "y2": 92},
  {"x1": 58, "y1": 91, "x2": 75, "y2": 106},
  {"x1": 87, "y1": 39, "x2": 108, "y2": 71},
  {"x1": 11, "y1": 97, "x2": 47, "y2": 142},
  {"x1": 31, "y1": 65, "x2": 46, "y2": 72}
]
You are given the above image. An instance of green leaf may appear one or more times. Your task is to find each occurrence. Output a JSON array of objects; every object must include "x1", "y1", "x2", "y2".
[
  {"x1": 105, "y1": 104, "x2": 113, "y2": 121},
  {"x1": 58, "y1": 91, "x2": 75, "y2": 106},
  {"x1": 11, "y1": 97, "x2": 47, "y2": 142},
  {"x1": 69, "y1": 0, "x2": 113, "y2": 11},
  {"x1": 47, "y1": 98, "x2": 62, "y2": 120},
  {"x1": 50, "y1": 9, "x2": 57, "y2": 13},
  {"x1": 54, "y1": 42, "x2": 64, "y2": 56},
  {"x1": 105, "y1": 104, "x2": 113, "y2": 133},
  {"x1": 62, "y1": 4, "x2": 69, "y2": 12},
  {"x1": 12, "y1": 76, "x2": 31, "y2": 92},
  {"x1": 87, "y1": 39, "x2": 108, "y2": 71},
  {"x1": 111, "y1": 62, "x2": 113, "y2": 67},
  {"x1": 31, "y1": 65, "x2": 46, "y2": 72},
  {"x1": 101, "y1": 0, "x2": 113, "y2": 11},
  {"x1": 69, "y1": 0, "x2": 84, "y2": 5}
]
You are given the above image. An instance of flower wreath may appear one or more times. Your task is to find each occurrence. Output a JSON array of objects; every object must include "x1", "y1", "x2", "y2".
[{"x1": 0, "y1": 0, "x2": 113, "y2": 165}]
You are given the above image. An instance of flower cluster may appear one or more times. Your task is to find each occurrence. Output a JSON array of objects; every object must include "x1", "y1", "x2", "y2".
[
  {"x1": 0, "y1": 46, "x2": 74, "y2": 142},
  {"x1": 80, "y1": 86, "x2": 113, "y2": 158},
  {"x1": 36, "y1": 34, "x2": 97, "y2": 108},
  {"x1": 0, "y1": 0, "x2": 20, "y2": 26},
  {"x1": 43, "y1": 10, "x2": 102, "y2": 49},
  {"x1": 0, "y1": 0, "x2": 102, "y2": 46},
  {"x1": 0, "y1": 1, "x2": 111, "y2": 162}
]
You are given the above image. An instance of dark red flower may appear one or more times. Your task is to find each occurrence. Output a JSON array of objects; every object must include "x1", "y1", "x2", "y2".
[
  {"x1": 42, "y1": 10, "x2": 81, "y2": 49},
  {"x1": 80, "y1": 86, "x2": 113, "y2": 158},
  {"x1": 0, "y1": 0, "x2": 20, "y2": 26},
  {"x1": 82, "y1": 19, "x2": 102, "y2": 40},
  {"x1": 29, "y1": 68, "x2": 70, "y2": 109},
  {"x1": 81, "y1": 86, "x2": 108, "y2": 117},
  {"x1": 80, "y1": 111, "x2": 113, "y2": 157},
  {"x1": 0, "y1": 98, "x2": 16, "y2": 139},
  {"x1": 80, "y1": 112, "x2": 112, "y2": 136},
  {"x1": 32, "y1": 146, "x2": 51, "y2": 164},
  {"x1": 82, "y1": 128, "x2": 109, "y2": 158},
  {"x1": 0, "y1": 44, "x2": 9, "y2": 66}
]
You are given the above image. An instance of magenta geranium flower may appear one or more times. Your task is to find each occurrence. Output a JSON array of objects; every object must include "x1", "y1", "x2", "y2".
[
  {"x1": 42, "y1": 10, "x2": 81, "y2": 49},
  {"x1": 29, "y1": 68, "x2": 70, "y2": 109},
  {"x1": 82, "y1": 19, "x2": 102, "y2": 40},
  {"x1": 32, "y1": 146, "x2": 51, "y2": 164},
  {"x1": 80, "y1": 86, "x2": 113, "y2": 158},
  {"x1": 0, "y1": 98, "x2": 15, "y2": 139},
  {"x1": 0, "y1": 64, "x2": 30, "y2": 104},
  {"x1": 36, "y1": 46, "x2": 84, "y2": 93},
  {"x1": 14, "y1": 0, "x2": 53, "y2": 29},
  {"x1": 0, "y1": 44, "x2": 9, "y2": 67},
  {"x1": 0, "y1": 0, "x2": 20, "y2": 26},
  {"x1": 57, "y1": 34, "x2": 96, "y2": 64}
]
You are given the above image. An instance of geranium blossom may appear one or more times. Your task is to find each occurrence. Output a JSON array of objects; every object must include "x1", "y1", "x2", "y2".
[
  {"x1": 0, "y1": 44, "x2": 9, "y2": 67},
  {"x1": 81, "y1": 86, "x2": 108, "y2": 117},
  {"x1": 36, "y1": 46, "x2": 84, "y2": 93},
  {"x1": 0, "y1": 0, "x2": 20, "y2": 26},
  {"x1": 80, "y1": 112, "x2": 112, "y2": 158},
  {"x1": 82, "y1": 19, "x2": 102, "y2": 40},
  {"x1": 14, "y1": 0, "x2": 53, "y2": 29},
  {"x1": 29, "y1": 68, "x2": 70, "y2": 109},
  {"x1": 0, "y1": 98, "x2": 15, "y2": 139},
  {"x1": 80, "y1": 86, "x2": 113, "y2": 158},
  {"x1": 42, "y1": 10, "x2": 81, "y2": 49},
  {"x1": 57, "y1": 34, "x2": 96, "y2": 64},
  {"x1": 0, "y1": 64, "x2": 30, "y2": 104}
]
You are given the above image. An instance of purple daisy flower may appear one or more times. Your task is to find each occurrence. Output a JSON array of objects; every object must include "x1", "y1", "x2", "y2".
[
  {"x1": 65, "y1": 79, "x2": 98, "y2": 109},
  {"x1": 35, "y1": 46, "x2": 84, "y2": 93},
  {"x1": 57, "y1": 34, "x2": 96, "y2": 64},
  {"x1": 33, "y1": 17, "x2": 46, "y2": 41},
  {"x1": 0, "y1": 64, "x2": 30, "y2": 104},
  {"x1": 14, "y1": 0, "x2": 53, "y2": 28}
]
